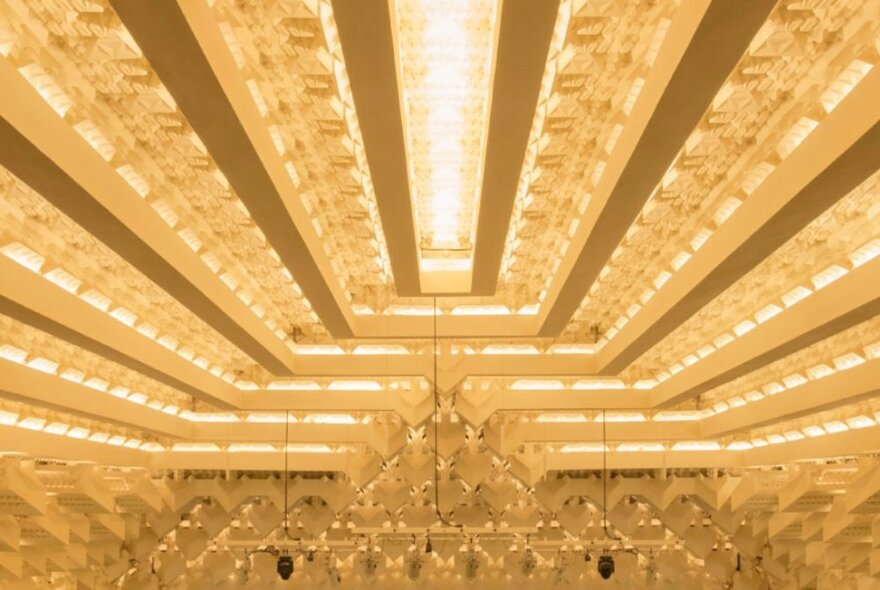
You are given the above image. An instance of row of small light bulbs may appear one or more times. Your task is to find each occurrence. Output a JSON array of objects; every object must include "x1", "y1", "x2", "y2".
[
  {"x1": 645, "y1": 237, "x2": 880, "y2": 387},
  {"x1": 19, "y1": 182, "x2": 868, "y2": 380},
  {"x1": 0, "y1": 406, "x2": 339, "y2": 455},
  {"x1": 500, "y1": 1, "x2": 671, "y2": 285},
  {"x1": 7, "y1": 391, "x2": 873, "y2": 456},
  {"x1": 704, "y1": 338, "x2": 880, "y2": 417},
  {"x1": 524, "y1": 335, "x2": 879, "y2": 425},
  {"x1": 569, "y1": 57, "x2": 875, "y2": 345},
  {"x1": 0, "y1": 340, "x2": 390, "y2": 428},
  {"x1": 4, "y1": 274, "x2": 875, "y2": 438},
  {"x1": 290, "y1": 341, "x2": 599, "y2": 358},
  {"x1": 4, "y1": 237, "x2": 573, "y2": 382},
  {"x1": 4, "y1": 236, "x2": 599, "y2": 362},
  {"x1": 13, "y1": 41, "x2": 318, "y2": 347},
  {"x1": 556, "y1": 405, "x2": 880, "y2": 454},
  {"x1": 0, "y1": 400, "x2": 156, "y2": 452},
  {"x1": 9, "y1": 329, "x2": 864, "y2": 454},
  {"x1": 554, "y1": 383, "x2": 880, "y2": 455},
  {"x1": 220, "y1": 1, "x2": 392, "y2": 287},
  {"x1": 4, "y1": 355, "x2": 871, "y2": 456},
  {"x1": 499, "y1": 222, "x2": 876, "y2": 396},
  {"x1": 13, "y1": 24, "x2": 875, "y2": 331},
  {"x1": 321, "y1": 0, "x2": 392, "y2": 283},
  {"x1": 1, "y1": 239, "x2": 253, "y2": 384}
]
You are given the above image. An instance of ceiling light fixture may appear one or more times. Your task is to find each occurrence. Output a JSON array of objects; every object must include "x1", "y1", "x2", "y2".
[{"x1": 396, "y1": 0, "x2": 498, "y2": 264}]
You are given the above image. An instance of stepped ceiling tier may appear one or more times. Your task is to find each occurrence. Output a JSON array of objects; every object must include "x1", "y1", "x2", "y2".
[{"x1": 0, "y1": 0, "x2": 879, "y2": 588}]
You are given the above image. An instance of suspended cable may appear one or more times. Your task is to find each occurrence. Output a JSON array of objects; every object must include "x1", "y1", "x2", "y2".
[
  {"x1": 432, "y1": 296, "x2": 461, "y2": 528},
  {"x1": 603, "y1": 409, "x2": 609, "y2": 539},
  {"x1": 433, "y1": 295, "x2": 439, "y2": 515},
  {"x1": 283, "y1": 409, "x2": 295, "y2": 541},
  {"x1": 601, "y1": 409, "x2": 621, "y2": 542}
]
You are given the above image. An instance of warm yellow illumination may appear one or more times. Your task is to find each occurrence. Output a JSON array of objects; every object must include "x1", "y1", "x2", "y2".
[
  {"x1": 284, "y1": 444, "x2": 333, "y2": 454},
  {"x1": 0, "y1": 411, "x2": 20, "y2": 426},
  {"x1": 481, "y1": 345, "x2": 539, "y2": 355},
  {"x1": 267, "y1": 380, "x2": 321, "y2": 391},
  {"x1": 450, "y1": 305, "x2": 511, "y2": 316},
  {"x1": 670, "y1": 441, "x2": 720, "y2": 452},
  {"x1": 352, "y1": 345, "x2": 409, "y2": 355},
  {"x1": 617, "y1": 443, "x2": 665, "y2": 452},
  {"x1": 327, "y1": 380, "x2": 382, "y2": 391},
  {"x1": 396, "y1": 0, "x2": 499, "y2": 262},
  {"x1": 535, "y1": 413, "x2": 587, "y2": 424},
  {"x1": 598, "y1": 412, "x2": 646, "y2": 423},
  {"x1": 653, "y1": 411, "x2": 702, "y2": 422},
  {"x1": 559, "y1": 443, "x2": 607, "y2": 454},
  {"x1": 0, "y1": 345, "x2": 27, "y2": 364},
  {"x1": 511, "y1": 379, "x2": 564, "y2": 391},
  {"x1": 572, "y1": 379, "x2": 626, "y2": 391},
  {"x1": 304, "y1": 414, "x2": 357, "y2": 425},
  {"x1": 172, "y1": 443, "x2": 222, "y2": 452},
  {"x1": 179, "y1": 412, "x2": 240, "y2": 423},
  {"x1": 228, "y1": 444, "x2": 276, "y2": 453}
]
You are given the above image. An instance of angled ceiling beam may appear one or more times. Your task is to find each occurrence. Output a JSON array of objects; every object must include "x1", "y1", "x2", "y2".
[
  {"x1": 331, "y1": 0, "x2": 420, "y2": 295},
  {"x1": 0, "y1": 58, "x2": 296, "y2": 375},
  {"x1": 194, "y1": 420, "x2": 700, "y2": 444},
  {"x1": 351, "y1": 313, "x2": 539, "y2": 339},
  {"x1": 470, "y1": 0, "x2": 561, "y2": 294},
  {"x1": 521, "y1": 421, "x2": 700, "y2": 442},
  {"x1": 237, "y1": 390, "x2": 413, "y2": 413},
  {"x1": 0, "y1": 360, "x2": 188, "y2": 439},
  {"x1": 238, "y1": 387, "x2": 650, "y2": 412},
  {"x1": 599, "y1": 67, "x2": 880, "y2": 373},
  {"x1": 546, "y1": 450, "x2": 744, "y2": 470},
  {"x1": 288, "y1": 351, "x2": 598, "y2": 378},
  {"x1": 0, "y1": 257, "x2": 240, "y2": 409},
  {"x1": 701, "y1": 360, "x2": 880, "y2": 439},
  {"x1": 538, "y1": 0, "x2": 777, "y2": 335},
  {"x1": 0, "y1": 425, "x2": 147, "y2": 467},
  {"x1": 151, "y1": 452, "x2": 352, "y2": 472},
  {"x1": 652, "y1": 255, "x2": 880, "y2": 407},
  {"x1": 745, "y1": 427, "x2": 880, "y2": 468},
  {"x1": 191, "y1": 423, "x2": 375, "y2": 445},
  {"x1": 110, "y1": 0, "x2": 355, "y2": 337},
  {"x1": 546, "y1": 426, "x2": 880, "y2": 470}
]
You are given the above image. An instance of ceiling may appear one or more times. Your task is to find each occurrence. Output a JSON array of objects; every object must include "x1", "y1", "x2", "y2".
[{"x1": 0, "y1": 0, "x2": 879, "y2": 587}]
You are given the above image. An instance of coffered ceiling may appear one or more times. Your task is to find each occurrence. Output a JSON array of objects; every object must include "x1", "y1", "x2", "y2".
[{"x1": 0, "y1": 0, "x2": 879, "y2": 588}]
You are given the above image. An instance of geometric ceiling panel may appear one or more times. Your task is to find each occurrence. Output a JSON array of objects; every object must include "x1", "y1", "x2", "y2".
[{"x1": 1, "y1": 0, "x2": 879, "y2": 587}]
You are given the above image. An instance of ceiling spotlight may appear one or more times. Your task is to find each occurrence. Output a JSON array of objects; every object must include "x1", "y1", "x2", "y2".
[
  {"x1": 407, "y1": 551, "x2": 423, "y2": 581},
  {"x1": 646, "y1": 552, "x2": 658, "y2": 586},
  {"x1": 553, "y1": 565, "x2": 566, "y2": 585},
  {"x1": 584, "y1": 551, "x2": 592, "y2": 562},
  {"x1": 465, "y1": 549, "x2": 480, "y2": 580},
  {"x1": 597, "y1": 554, "x2": 615, "y2": 580},
  {"x1": 277, "y1": 553, "x2": 294, "y2": 581},
  {"x1": 520, "y1": 547, "x2": 537, "y2": 576},
  {"x1": 327, "y1": 566, "x2": 342, "y2": 587},
  {"x1": 362, "y1": 551, "x2": 379, "y2": 577},
  {"x1": 425, "y1": 536, "x2": 433, "y2": 554}
]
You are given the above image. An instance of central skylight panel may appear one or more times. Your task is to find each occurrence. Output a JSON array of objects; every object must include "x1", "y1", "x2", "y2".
[{"x1": 395, "y1": 0, "x2": 499, "y2": 274}]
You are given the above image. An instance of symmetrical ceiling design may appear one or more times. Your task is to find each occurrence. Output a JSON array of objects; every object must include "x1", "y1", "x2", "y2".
[{"x1": 0, "y1": 0, "x2": 879, "y2": 588}]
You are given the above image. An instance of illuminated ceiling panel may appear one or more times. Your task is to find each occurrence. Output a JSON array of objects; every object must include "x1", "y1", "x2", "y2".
[
  {"x1": 210, "y1": 0, "x2": 395, "y2": 305},
  {"x1": 0, "y1": 0, "x2": 879, "y2": 587},
  {"x1": 395, "y1": 0, "x2": 499, "y2": 268},
  {"x1": 562, "y1": 0, "x2": 880, "y2": 339},
  {"x1": 499, "y1": 0, "x2": 678, "y2": 308}
]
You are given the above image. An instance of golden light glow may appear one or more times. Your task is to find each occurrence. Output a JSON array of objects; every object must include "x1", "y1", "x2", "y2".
[{"x1": 395, "y1": 0, "x2": 498, "y2": 265}]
